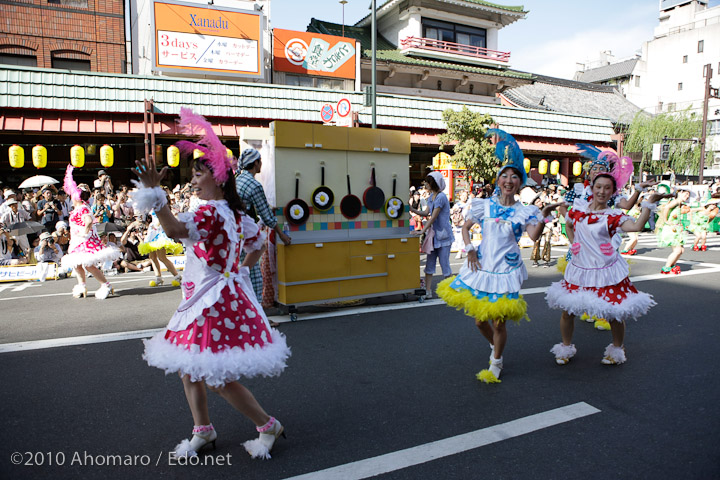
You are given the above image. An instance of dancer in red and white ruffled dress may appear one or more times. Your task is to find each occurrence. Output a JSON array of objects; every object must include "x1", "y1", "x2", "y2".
[
  {"x1": 134, "y1": 108, "x2": 290, "y2": 460},
  {"x1": 60, "y1": 165, "x2": 121, "y2": 299},
  {"x1": 546, "y1": 163, "x2": 664, "y2": 366}
]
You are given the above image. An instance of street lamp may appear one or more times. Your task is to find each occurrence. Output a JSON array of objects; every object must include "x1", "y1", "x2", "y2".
[{"x1": 339, "y1": 0, "x2": 348, "y2": 38}]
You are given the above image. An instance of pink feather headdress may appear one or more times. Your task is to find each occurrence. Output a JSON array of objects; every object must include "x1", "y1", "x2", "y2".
[
  {"x1": 175, "y1": 108, "x2": 236, "y2": 185},
  {"x1": 63, "y1": 164, "x2": 82, "y2": 202}
]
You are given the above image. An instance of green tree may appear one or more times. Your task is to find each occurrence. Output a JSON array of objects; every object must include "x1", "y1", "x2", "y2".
[
  {"x1": 624, "y1": 108, "x2": 704, "y2": 175},
  {"x1": 437, "y1": 106, "x2": 497, "y2": 183}
]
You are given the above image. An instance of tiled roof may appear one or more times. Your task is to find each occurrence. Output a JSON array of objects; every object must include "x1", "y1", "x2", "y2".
[
  {"x1": 354, "y1": 0, "x2": 526, "y2": 27},
  {"x1": 575, "y1": 58, "x2": 638, "y2": 84},
  {"x1": 501, "y1": 74, "x2": 646, "y2": 125},
  {"x1": 0, "y1": 65, "x2": 614, "y2": 142},
  {"x1": 307, "y1": 18, "x2": 533, "y2": 80}
]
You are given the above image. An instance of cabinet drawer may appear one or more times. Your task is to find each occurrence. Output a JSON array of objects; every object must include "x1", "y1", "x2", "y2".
[
  {"x1": 349, "y1": 239, "x2": 386, "y2": 256},
  {"x1": 278, "y1": 242, "x2": 349, "y2": 282},
  {"x1": 386, "y1": 252, "x2": 420, "y2": 291},
  {"x1": 313, "y1": 124, "x2": 348, "y2": 150},
  {"x1": 273, "y1": 121, "x2": 314, "y2": 148},
  {"x1": 279, "y1": 282, "x2": 339, "y2": 305},
  {"x1": 381, "y1": 130, "x2": 411, "y2": 154},
  {"x1": 349, "y1": 255, "x2": 387, "y2": 276},
  {"x1": 348, "y1": 127, "x2": 381, "y2": 152},
  {"x1": 338, "y1": 277, "x2": 387, "y2": 297},
  {"x1": 387, "y1": 237, "x2": 418, "y2": 254}
]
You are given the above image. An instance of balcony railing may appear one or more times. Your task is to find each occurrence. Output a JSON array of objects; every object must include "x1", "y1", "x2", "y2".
[{"x1": 400, "y1": 36, "x2": 510, "y2": 63}]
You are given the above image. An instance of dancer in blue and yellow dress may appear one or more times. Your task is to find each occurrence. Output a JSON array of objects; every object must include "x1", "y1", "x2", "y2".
[
  {"x1": 139, "y1": 210, "x2": 184, "y2": 286},
  {"x1": 437, "y1": 129, "x2": 562, "y2": 383}
]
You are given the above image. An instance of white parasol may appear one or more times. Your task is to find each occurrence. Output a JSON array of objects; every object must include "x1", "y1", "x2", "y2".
[{"x1": 18, "y1": 175, "x2": 60, "y2": 189}]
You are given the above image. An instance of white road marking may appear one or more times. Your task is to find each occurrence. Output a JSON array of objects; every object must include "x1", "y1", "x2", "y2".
[
  {"x1": 0, "y1": 276, "x2": 176, "y2": 302},
  {"x1": 282, "y1": 402, "x2": 601, "y2": 480},
  {"x1": 0, "y1": 328, "x2": 163, "y2": 353}
]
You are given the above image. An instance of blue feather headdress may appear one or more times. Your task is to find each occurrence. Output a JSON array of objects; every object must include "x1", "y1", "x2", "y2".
[
  {"x1": 576, "y1": 143, "x2": 614, "y2": 172},
  {"x1": 486, "y1": 128, "x2": 527, "y2": 187}
]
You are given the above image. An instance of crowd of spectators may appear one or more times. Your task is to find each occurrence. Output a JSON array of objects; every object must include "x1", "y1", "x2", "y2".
[{"x1": 0, "y1": 171, "x2": 195, "y2": 272}]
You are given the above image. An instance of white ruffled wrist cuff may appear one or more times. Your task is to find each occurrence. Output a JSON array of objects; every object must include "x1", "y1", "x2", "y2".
[
  {"x1": 640, "y1": 201, "x2": 657, "y2": 213},
  {"x1": 129, "y1": 182, "x2": 167, "y2": 215},
  {"x1": 634, "y1": 183, "x2": 646, "y2": 193}
]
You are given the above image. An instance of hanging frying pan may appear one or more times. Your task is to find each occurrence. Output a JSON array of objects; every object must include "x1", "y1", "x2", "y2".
[
  {"x1": 363, "y1": 167, "x2": 385, "y2": 211},
  {"x1": 340, "y1": 175, "x2": 362, "y2": 219},
  {"x1": 384, "y1": 177, "x2": 404, "y2": 220},
  {"x1": 284, "y1": 176, "x2": 310, "y2": 226},
  {"x1": 311, "y1": 163, "x2": 334, "y2": 212}
]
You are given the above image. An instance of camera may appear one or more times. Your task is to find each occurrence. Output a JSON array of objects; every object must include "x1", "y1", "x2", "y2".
[{"x1": 48, "y1": 238, "x2": 54, "y2": 244}]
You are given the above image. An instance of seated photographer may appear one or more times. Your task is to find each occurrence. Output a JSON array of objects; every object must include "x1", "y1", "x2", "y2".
[
  {"x1": 34, "y1": 231, "x2": 63, "y2": 282},
  {"x1": 54, "y1": 221, "x2": 70, "y2": 253},
  {"x1": 118, "y1": 219, "x2": 152, "y2": 273},
  {"x1": 0, "y1": 223, "x2": 26, "y2": 266}
]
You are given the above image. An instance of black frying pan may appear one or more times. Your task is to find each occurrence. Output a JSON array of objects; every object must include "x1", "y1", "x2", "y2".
[
  {"x1": 384, "y1": 177, "x2": 404, "y2": 220},
  {"x1": 340, "y1": 175, "x2": 362, "y2": 219},
  {"x1": 311, "y1": 164, "x2": 334, "y2": 212},
  {"x1": 363, "y1": 167, "x2": 385, "y2": 211},
  {"x1": 284, "y1": 177, "x2": 310, "y2": 225}
]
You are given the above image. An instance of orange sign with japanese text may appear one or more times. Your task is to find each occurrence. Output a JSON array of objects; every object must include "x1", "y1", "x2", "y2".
[
  {"x1": 153, "y1": 0, "x2": 263, "y2": 78},
  {"x1": 273, "y1": 29, "x2": 356, "y2": 80}
]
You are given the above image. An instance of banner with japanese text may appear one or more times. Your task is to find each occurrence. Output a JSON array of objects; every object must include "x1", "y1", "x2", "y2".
[
  {"x1": 273, "y1": 29, "x2": 356, "y2": 80},
  {"x1": 153, "y1": 0, "x2": 263, "y2": 78}
]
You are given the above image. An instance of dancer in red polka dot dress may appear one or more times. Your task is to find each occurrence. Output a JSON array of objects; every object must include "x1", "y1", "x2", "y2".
[
  {"x1": 546, "y1": 168, "x2": 664, "y2": 366},
  {"x1": 135, "y1": 108, "x2": 290, "y2": 460}
]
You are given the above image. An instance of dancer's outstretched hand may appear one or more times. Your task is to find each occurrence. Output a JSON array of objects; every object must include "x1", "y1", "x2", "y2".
[
  {"x1": 467, "y1": 249, "x2": 481, "y2": 272},
  {"x1": 133, "y1": 156, "x2": 167, "y2": 188}
]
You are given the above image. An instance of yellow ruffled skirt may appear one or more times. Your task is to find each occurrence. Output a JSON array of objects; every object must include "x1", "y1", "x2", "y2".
[
  {"x1": 138, "y1": 238, "x2": 184, "y2": 256},
  {"x1": 436, "y1": 276, "x2": 529, "y2": 323}
]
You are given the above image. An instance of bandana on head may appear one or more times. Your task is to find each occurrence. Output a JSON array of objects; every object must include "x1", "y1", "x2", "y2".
[
  {"x1": 428, "y1": 171, "x2": 446, "y2": 192},
  {"x1": 240, "y1": 148, "x2": 261, "y2": 169}
]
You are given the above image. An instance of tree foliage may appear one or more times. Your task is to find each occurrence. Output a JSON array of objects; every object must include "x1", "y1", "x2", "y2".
[
  {"x1": 437, "y1": 106, "x2": 497, "y2": 183},
  {"x1": 624, "y1": 108, "x2": 704, "y2": 174}
]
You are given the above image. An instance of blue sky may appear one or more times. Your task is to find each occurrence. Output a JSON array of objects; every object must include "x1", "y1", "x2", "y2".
[{"x1": 268, "y1": 0, "x2": 720, "y2": 79}]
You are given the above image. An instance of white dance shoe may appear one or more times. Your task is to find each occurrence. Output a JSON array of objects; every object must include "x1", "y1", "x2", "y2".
[
  {"x1": 551, "y1": 343, "x2": 577, "y2": 365},
  {"x1": 173, "y1": 425, "x2": 217, "y2": 457},
  {"x1": 244, "y1": 417, "x2": 286, "y2": 459},
  {"x1": 95, "y1": 283, "x2": 113, "y2": 300},
  {"x1": 72, "y1": 284, "x2": 87, "y2": 298}
]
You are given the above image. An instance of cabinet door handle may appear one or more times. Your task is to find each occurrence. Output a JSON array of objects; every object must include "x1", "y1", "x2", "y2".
[
  {"x1": 373, "y1": 147, "x2": 381, "y2": 151},
  {"x1": 315, "y1": 243, "x2": 324, "y2": 248},
  {"x1": 400, "y1": 238, "x2": 408, "y2": 243},
  {"x1": 381, "y1": 147, "x2": 389, "y2": 152},
  {"x1": 304, "y1": 143, "x2": 313, "y2": 148},
  {"x1": 388, "y1": 254, "x2": 395, "y2": 259},
  {"x1": 365, "y1": 256, "x2": 373, "y2": 261},
  {"x1": 314, "y1": 143, "x2": 323, "y2": 148},
  {"x1": 365, "y1": 240, "x2": 373, "y2": 245}
]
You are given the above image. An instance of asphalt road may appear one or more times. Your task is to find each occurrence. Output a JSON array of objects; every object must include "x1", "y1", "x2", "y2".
[{"x1": 1, "y1": 232, "x2": 719, "y2": 479}]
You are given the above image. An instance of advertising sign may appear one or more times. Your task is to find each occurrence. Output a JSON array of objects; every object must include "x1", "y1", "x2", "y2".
[
  {"x1": 153, "y1": 0, "x2": 263, "y2": 78},
  {"x1": 274, "y1": 29, "x2": 356, "y2": 80}
]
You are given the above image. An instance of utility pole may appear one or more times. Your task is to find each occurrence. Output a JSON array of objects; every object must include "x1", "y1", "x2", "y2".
[
  {"x1": 371, "y1": 0, "x2": 377, "y2": 129},
  {"x1": 699, "y1": 64, "x2": 720, "y2": 185}
]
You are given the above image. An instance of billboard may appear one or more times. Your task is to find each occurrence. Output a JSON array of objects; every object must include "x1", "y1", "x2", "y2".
[
  {"x1": 273, "y1": 29, "x2": 356, "y2": 80},
  {"x1": 152, "y1": 0, "x2": 263, "y2": 78}
]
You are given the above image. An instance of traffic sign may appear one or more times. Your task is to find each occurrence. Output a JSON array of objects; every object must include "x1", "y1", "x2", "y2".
[
  {"x1": 337, "y1": 98, "x2": 351, "y2": 117},
  {"x1": 320, "y1": 103, "x2": 334, "y2": 123}
]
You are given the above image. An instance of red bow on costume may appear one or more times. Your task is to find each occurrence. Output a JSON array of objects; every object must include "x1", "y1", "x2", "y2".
[{"x1": 568, "y1": 209, "x2": 626, "y2": 237}]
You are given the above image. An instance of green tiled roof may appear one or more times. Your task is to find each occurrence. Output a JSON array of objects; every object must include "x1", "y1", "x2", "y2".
[
  {"x1": 355, "y1": 0, "x2": 526, "y2": 26},
  {"x1": 307, "y1": 18, "x2": 532, "y2": 80},
  {"x1": 0, "y1": 65, "x2": 614, "y2": 142}
]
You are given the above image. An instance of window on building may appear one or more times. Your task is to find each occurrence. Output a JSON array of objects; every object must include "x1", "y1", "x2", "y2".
[
  {"x1": 678, "y1": 82, "x2": 683, "y2": 90},
  {"x1": 51, "y1": 57, "x2": 91, "y2": 71},
  {"x1": 48, "y1": 0, "x2": 89, "y2": 6},
  {"x1": 709, "y1": 120, "x2": 720, "y2": 136},
  {"x1": 698, "y1": 40, "x2": 704, "y2": 53},
  {"x1": 634, "y1": 75, "x2": 640, "y2": 87},
  {"x1": 683, "y1": 55, "x2": 688, "y2": 63},
  {"x1": 0, "y1": 54, "x2": 37, "y2": 67},
  {"x1": 284, "y1": 74, "x2": 343, "y2": 91},
  {"x1": 422, "y1": 18, "x2": 487, "y2": 49}
]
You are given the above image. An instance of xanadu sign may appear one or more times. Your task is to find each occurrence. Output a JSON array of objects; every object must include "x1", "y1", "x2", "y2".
[
  {"x1": 152, "y1": 0, "x2": 263, "y2": 78},
  {"x1": 274, "y1": 29, "x2": 356, "y2": 80}
]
